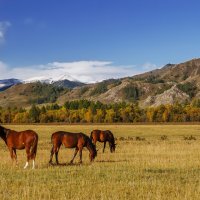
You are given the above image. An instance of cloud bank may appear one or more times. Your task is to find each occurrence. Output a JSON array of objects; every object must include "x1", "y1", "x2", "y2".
[
  {"x1": 0, "y1": 60, "x2": 158, "y2": 83},
  {"x1": 0, "y1": 21, "x2": 11, "y2": 43}
]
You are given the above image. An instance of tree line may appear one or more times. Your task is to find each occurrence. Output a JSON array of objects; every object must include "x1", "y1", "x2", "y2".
[{"x1": 1, "y1": 99, "x2": 200, "y2": 123}]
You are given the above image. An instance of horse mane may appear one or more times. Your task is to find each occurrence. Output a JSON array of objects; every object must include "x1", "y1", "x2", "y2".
[
  {"x1": 107, "y1": 130, "x2": 114, "y2": 140},
  {"x1": 0, "y1": 125, "x2": 9, "y2": 143},
  {"x1": 85, "y1": 134, "x2": 97, "y2": 156},
  {"x1": 0, "y1": 125, "x2": 6, "y2": 135},
  {"x1": 0, "y1": 125, "x2": 4, "y2": 130},
  {"x1": 107, "y1": 130, "x2": 116, "y2": 150}
]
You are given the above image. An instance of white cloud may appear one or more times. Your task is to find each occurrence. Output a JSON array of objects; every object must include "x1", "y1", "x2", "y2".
[
  {"x1": 0, "y1": 21, "x2": 11, "y2": 43},
  {"x1": 0, "y1": 60, "x2": 158, "y2": 83},
  {"x1": 142, "y1": 62, "x2": 158, "y2": 70},
  {"x1": 0, "y1": 61, "x2": 8, "y2": 74}
]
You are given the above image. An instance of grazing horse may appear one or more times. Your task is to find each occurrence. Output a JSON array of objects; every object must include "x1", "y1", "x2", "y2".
[
  {"x1": 0, "y1": 125, "x2": 38, "y2": 169},
  {"x1": 90, "y1": 130, "x2": 116, "y2": 153},
  {"x1": 49, "y1": 131, "x2": 97, "y2": 165}
]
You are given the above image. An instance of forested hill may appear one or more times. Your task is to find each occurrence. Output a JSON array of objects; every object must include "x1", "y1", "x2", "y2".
[
  {"x1": 58, "y1": 58, "x2": 200, "y2": 107},
  {"x1": 1, "y1": 58, "x2": 200, "y2": 108}
]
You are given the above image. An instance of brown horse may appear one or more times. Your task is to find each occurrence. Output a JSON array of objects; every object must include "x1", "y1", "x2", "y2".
[
  {"x1": 49, "y1": 131, "x2": 97, "y2": 165},
  {"x1": 90, "y1": 130, "x2": 116, "y2": 153},
  {"x1": 0, "y1": 125, "x2": 38, "y2": 169}
]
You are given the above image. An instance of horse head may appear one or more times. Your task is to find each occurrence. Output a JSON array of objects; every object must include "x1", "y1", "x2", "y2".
[
  {"x1": 107, "y1": 131, "x2": 116, "y2": 153},
  {"x1": 87, "y1": 138, "x2": 97, "y2": 162},
  {"x1": 110, "y1": 141, "x2": 116, "y2": 153},
  {"x1": 0, "y1": 125, "x2": 9, "y2": 142}
]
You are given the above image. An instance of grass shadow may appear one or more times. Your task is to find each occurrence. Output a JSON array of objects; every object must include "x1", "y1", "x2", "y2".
[
  {"x1": 48, "y1": 162, "x2": 82, "y2": 167},
  {"x1": 47, "y1": 162, "x2": 98, "y2": 168},
  {"x1": 144, "y1": 168, "x2": 176, "y2": 174},
  {"x1": 96, "y1": 159, "x2": 128, "y2": 163}
]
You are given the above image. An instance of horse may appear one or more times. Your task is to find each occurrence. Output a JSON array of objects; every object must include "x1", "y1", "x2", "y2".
[
  {"x1": 90, "y1": 129, "x2": 116, "y2": 153},
  {"x1": 0, "y1": 125, "x2": 38, "y2": 169},
  {"x1": 49, "y1": 131, "x2": 97, "y2": 165}
]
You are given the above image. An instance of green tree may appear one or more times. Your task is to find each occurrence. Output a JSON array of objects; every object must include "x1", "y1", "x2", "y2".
[{"x1": 29, "y1": 105, "x2": 40, "y2": 122}]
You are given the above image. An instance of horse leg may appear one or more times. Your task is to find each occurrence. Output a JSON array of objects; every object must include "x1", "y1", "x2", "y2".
[
  {"x1": 30, "y1": 138, "x2": 38, "y2": 169},
  {"x1": 32, "y1": 160, "x2": 35, "y2": 169},
  {"x1": 49, "y1": 146, "x2": 55, "y2": 164},
  {"x1": 13, "y1": 149, "x2": 18, "y2": 166},
  {"x1": 93, "y1": 140, "x2": 98, "y2": 152},
  {"x1": 49, "y1": 144, "x2": 60, "y2": 165},
  {"x1": 31, "y1": 152, "x2": 35, "y2": 169},
  {"x1": 9, "y1": 148, "x2": 15, "y2": 166},
  {"x1": 109, "y1": 142, "x2": 112, "y2": 153},
  {"x1": 93, "y1": 140, "x2": 97, "y2": 147},
  {"x1": 70, "y1": 147, "x2": 79, "y2": 164},
  {"x1": 55, "y1": 146, "x2": 61, "y2": 165},
  {"x1": 78, "y1": 147, "x2": 83, "y2": 164},
  {"x1": 103, "y1": 141, "x2": 106, "y2": 153},
  {"x1": 54, "y1": 143, "x2": 62, "y2": 165},
  {"x1": 24, "y1": 146, "x2": 31, "y2": 169}
]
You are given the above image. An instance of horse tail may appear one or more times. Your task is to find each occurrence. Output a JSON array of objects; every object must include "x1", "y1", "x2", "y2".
[
  {"x1": 108, "y1": 130, "x2": 114, "y2": 140},
  {"x1": 90, "y1": 131, "x2": 93, "y2": 141},
  {"x1": 51, "y1": 134, "x2": 54, "y2": 143},
  {"x1": 31, "y1": 133, "x2": 38, "y2": 159},
  {"x1": 108, "y1": 130, "x2": 116, "y2": 152}
]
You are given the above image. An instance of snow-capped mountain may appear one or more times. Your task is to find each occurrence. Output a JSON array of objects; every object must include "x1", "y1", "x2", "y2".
[
  {"x1": 0, "y1": 74, "x2": 85, "y2": 91},
  {"x1": 0, "y1": 79, "x2": 22, "y2": 91},
  {"x1": 23, "y1": 73, "x2": 80, "y2": 84}
]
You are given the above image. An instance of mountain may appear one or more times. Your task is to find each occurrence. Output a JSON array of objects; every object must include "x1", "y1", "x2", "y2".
[
  {"x1": 52, "y1": 79, "x2": 85, "y2": 89},
  {"x1": 0, "y1": 76, "x2": 84, "y2": 91},
  {"x1": 23, "y1": 73, "x2": 85, "y2": 89},
  {"x1": 0, "y1": 82, "x2": 68, "y2": 108},
  {"x1": 57, "y1": 58, "x2": 200, "y2": 107},
  {"x1": 1, "y1": 58, "x2": 200, "y2": 108},
  {"x1": 23, "y1": 73, "x2": 80, "y2": 84},
  {"x1": 0, "y1": 79, "x2": 21, "y2": 91}
]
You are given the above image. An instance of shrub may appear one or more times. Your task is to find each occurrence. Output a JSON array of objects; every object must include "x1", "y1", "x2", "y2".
[
  {"x1": 161, "y1": 135, "x2": 168, "y2": 140},
  {"x1": 135, "y1": 136, "x2": 145, "y2": 141},
  {"x1": 28, "y1": 82, "x2": 66, "y2": 104},
  {"x1": 79, "y1": 86, "x2": 90, "y2": 96},
  {"x1": 177, "y1": 82, "x2": 197, "y2": 98},
  {"x1": 90, "y1": 82, "x2": 108, "y2": 95},
  {"x1": 122, "y1": 85, "x2": 140, "y2": 101},
  {"x1": 118, "y1": 137, "x2": 126, "y2": 141},
  {"x1": 127, "y1": 136, "x2": 134, "y2": 141},
  {"x1": 144, "y1": 76, "x2": 164, "y2": 84},
  {"x1": 183, "y1": 135, "x2": 196, "y2": 140}
]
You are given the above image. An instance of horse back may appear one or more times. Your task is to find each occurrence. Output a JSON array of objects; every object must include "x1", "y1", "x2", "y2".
[
  {"x1": 51, "y1": 131, "x2": 82, "y2": 148},
  {"x1": 91, "y1": 129, "x2": 111, "y2": 142},
  {"x1": 91, "y1": 129, "x2": 101, "y2": 141},
  {"x1": 6, "y1": 129, "x2": 38, "y2": 149},
  {"x1": 107, "y1": 130, "x2": 114, "y2": 139}
]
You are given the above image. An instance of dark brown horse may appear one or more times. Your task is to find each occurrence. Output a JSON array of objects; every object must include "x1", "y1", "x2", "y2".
[
  {"x1": 0, "y1": 125, "x2": 38, "y2": 169},
  {"x1": 90, "y1": 130, "x2": 116, "y2": 153},
  {"x1": 49, "y1": 131, "x2": 97, "y2": 165}
]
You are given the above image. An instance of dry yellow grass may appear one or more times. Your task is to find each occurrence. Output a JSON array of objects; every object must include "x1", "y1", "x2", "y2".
[{"x1": 0, "y1": 125, "x2": 200, "y2": 200}]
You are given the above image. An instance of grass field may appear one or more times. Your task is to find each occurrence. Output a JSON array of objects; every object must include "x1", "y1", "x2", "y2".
[{"x1": 1, "y1": 125, "x2": 200, "y2": 200}]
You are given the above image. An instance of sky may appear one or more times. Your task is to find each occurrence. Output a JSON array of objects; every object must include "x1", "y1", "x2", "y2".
[{"x1": 0, "y1": 0, "x2": 200, "y2": 82}]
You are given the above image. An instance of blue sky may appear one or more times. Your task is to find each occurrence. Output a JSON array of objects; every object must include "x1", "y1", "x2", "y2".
[{"x1": 0, "y1": 0, "x2": 200, "y2": 82}]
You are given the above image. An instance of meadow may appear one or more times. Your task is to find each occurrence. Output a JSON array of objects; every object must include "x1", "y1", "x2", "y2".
[{"x1": 0, "y1": 124, "x2": 200, "y2": 200}]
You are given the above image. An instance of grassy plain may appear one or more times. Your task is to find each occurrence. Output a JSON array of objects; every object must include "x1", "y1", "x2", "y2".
[{"x1": 0, "y1": 124, "x2": 200, "y2": 200}]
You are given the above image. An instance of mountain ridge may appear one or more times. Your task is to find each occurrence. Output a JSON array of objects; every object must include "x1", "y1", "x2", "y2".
[{"x1": 1, "y1": 58, "x2": 200, "y2": 108}]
